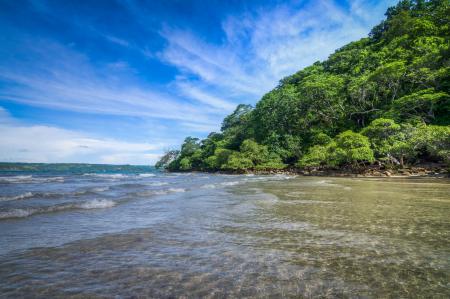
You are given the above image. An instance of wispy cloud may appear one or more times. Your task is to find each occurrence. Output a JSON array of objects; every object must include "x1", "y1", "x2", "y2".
[
  {"x1": 0, "y1": 107, "x2": 164, "y2": 164},
  {"x1": 0, "y1": 38, "x2": 220, "y2": 127},
  {"x1": 160, "y1": 0, "x2": 396, "y2": 103},
  {"x1": 104, "y1": 35, "x2": 130, "y2": 47},
  {"x1": 176, "y1": 81, "x2": 236, "y2": 111}
]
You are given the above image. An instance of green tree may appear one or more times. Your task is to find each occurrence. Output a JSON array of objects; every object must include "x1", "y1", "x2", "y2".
[
  {"x1": 155, "y1": 150, "x2": 179, "y2": 169},
  {"x1": 334, "y1": 131, "x2": 375, "y2": 167},
  {"x1": 361, "y1": 118, "x2": 401, "y2": 158}
]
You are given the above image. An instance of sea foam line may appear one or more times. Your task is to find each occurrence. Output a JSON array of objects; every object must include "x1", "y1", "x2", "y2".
[
  {"x1": 0, "y1": 199, "x2": 116, "y2": 220},
  {"x1": 0, "y1": 175, "x2": 64, "y2": 184},
  {"x1": 0, "y1": 192, "x2": 34, "y2": 202}
]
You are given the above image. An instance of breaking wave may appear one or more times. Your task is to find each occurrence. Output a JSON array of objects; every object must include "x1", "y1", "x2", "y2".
[
  {"x1": 201, "y1": 184, "x2": 217, "y2": 189},
  {"x1": 135, "y1": 188, "x2": 187, "y2": 197},
  {"x1": 138, "y1": 173, "x2": 156, "y2": 178},
  {"x1": 0, "y1": 199, "x2": 116, "y2": 220},
  {"x1": 0, "y1": 192, "x2": 34, "y2": 202},
  {"x1": 0, "y1": 175, "x2": 64, "y2": 184},
  {"x1": 221, "y1": 181, "x2": 241, "y2": 186},
  {"x1": 83, "y1": 173, "x2": 126, "y2": 179},
  {"x1": 146, "y1": 182, "x2": 169, "y2": 186}
]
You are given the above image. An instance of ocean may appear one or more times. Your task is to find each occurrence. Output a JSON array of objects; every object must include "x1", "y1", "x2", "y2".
[{"x1": 0, "y1": 163, "x2": 449, "y2": 297}]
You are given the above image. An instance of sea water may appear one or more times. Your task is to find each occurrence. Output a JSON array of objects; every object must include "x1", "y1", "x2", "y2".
[{"x1": 0, "y1": 163, "x2": 449, "y2": 297}]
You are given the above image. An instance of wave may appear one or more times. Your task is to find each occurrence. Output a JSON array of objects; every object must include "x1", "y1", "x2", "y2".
[
  {"x1": 135, "y1": 187, "x2": 186, "y2": 197},
  {"x1": 168, "y1": 188, "x2": 186, "y2": 193},
  {"x1": 146, "y1": 182, "x2": 169, "y2": 186},
  {"x1": 0, "y1": 175, "x2": 64, "y2": 184},
  {"x1": 78, "y1": 199, "x2": 116, "y2": 209},
  {"x1": 266, "y1": 174, "x2": 297, "y2": 181},
  {"x1": 115, "y1": 183, "x2": 148, "y2": 189},
  {"x1": 90, "y1": 186, "x2": 110, "y2": 193},
  {"x1": 0, "y1": 186, "x2": 111, "y2": 201},
  {"x1": 201, "y1": 184, "x2": 217, "y2": 189},
  {"x1": 82, "y1": 173, "x2": 157, "y2": 180},
  {"x1": 152, "y1": 188, "x2": 186, "y2": 195},
  {"x1": 138, "y1": 173, "x2": 156, "y2": 178},
  {"x1": 83, "y1": 173, "x2": 126, "y2": 179},
  {"x1": 0, "y1": 199, "x2": 116, "y2": 220},
  {"x1": 0, "y1": 175, "x2": 32, "y2": 183},
  {"x1": 0, "y1": 192, "x2": 34, "y2": 202},
  {"x1": 221, "y1": 181, "x2": 241, "y2": 186}
]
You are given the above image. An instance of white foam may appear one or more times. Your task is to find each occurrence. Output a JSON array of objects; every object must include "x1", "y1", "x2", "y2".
[
  {"x1": 79, "y1": 199, "x2": 116, "y2": 209},
  {"x1": 91, "y1": 186, "x2": 110, "y2": 192},
  {"x1": 201, "y1": 184, "x2": 217, "y2": 189},
  {"x1": 152, "y1": 190, "x2": 169, "y2": 195},
  {"x1": 0, "y1": 175, "x2": 64, "y2": 184},
  {"x1": 271, "y1": 174, "x2": 297, "y2": 180},
  {"x1": 0, "y1": 192, "x2": 34, "y2": 202},
  {"x1": 83, "y1": 173, "x2": 125, "y2": 179},
  {"x1": 147, "y1": 182, "x2": 169, "y2": 186},
  {"x1": 138, "y1": 173, "x2": 156, "y2": 177},
  {"x1": 41, "y1": 177, "x2": 65, "y2": 183},
  {"x1": 168, "y1": 188, "x2": 186, "y2": 193},
  {"x1": 0, "y1": 208, "x2": 33, "y2": 219},
  {"x1": 0, "y1": 175, "x2": 32, "y2": 183},
  {"x1": 0, "y1": 199, "x2": 116, "y2": 220},
  {"x1": 153, "y1": 188, "x2": 186, "y2": 195},
  {"x1": 221, "y1": 181, "x2": 241, "y2": 186}
]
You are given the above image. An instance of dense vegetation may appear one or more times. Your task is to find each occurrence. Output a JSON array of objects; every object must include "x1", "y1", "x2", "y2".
[{"x1": 157, "y1": 0, "x2": 450, "y2": 173}]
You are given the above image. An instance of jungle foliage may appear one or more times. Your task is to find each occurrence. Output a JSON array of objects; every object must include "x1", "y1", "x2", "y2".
[{"x1": 157, "y1": 0, "x2": 450, "y2": 172}]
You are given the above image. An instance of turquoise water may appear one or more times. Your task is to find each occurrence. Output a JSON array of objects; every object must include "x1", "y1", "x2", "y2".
[
  {"x1": 0, "y1": 162, "x2": 154, "y2": 175},
  {"x1": 0, "y1": 163, "x2": 449, "y2": 297}
]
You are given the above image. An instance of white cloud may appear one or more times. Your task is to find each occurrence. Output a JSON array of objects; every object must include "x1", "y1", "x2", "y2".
[
  {"x1": 0, "y1": 39, "x2": 219, "y2": 128},
  {"x1": 0, "y1": 107, "x2": 164, "y2": 164},
  {"x1": 176, "y1": 81, "x2": 236, "y2": 111},
  {"x1": 160, "y1": 0, "x2": 396, "y2": 103},
  {"x1": 104, "y1": 35, "x2": 130, "y2": 47}
]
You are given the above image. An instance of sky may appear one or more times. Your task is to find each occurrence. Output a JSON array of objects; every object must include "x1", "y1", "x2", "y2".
[{"x1": 0, "y1": 0, "x2": 397, "y2": 165}]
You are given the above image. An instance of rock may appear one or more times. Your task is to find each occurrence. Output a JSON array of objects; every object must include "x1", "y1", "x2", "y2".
[{"x1": 384, "y1": 171, "x2": 392, "y2": 177}]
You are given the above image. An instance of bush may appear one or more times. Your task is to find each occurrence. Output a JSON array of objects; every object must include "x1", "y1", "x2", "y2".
[
  {"x1": 222, "y1": 153, "x2": 254, "y2": 171},
  {"x1": 179, "y1": 157, "x2": 192, "y2": 171},
  {"x1": 297, "y1": 144, "x2": 330, "y2": 168},
  {"x1": 334, "y1": 131, "x2": 375, "y2": 166},
  {"x1": 361, "y1": 118, "x2": 401, "y2": 157}
]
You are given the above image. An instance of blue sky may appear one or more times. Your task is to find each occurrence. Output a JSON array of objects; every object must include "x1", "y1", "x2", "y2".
[{"x1": 0, "y1": 0, "x2": 396, "y2": 165}]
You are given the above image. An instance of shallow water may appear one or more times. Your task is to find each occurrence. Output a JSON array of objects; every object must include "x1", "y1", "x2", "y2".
[{"x1": 0, "y1": 165, "x2": 449, "y2": 297}]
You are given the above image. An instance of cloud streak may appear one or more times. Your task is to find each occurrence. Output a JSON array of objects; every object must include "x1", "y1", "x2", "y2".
[
  {"x1": 0, "y1": 38, "x2": 220, "y2": 127},
  {"x1": 0, "y1": 107, "x2": 164, "y2": 164},
  {"x1": 160, "y1": 0, "x2": 396, "y2": 103}
]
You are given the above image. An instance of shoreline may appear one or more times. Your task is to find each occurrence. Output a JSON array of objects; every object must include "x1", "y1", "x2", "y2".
[{"x1": 166, "y1": 165, "x2": 449, "y2": 178}]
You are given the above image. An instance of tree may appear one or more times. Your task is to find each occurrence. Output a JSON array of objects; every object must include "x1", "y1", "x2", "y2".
[
  {"x1": 297, "y1": 144, "x2": 331, "y2": 168},
  {"x1": 155, "y1": 150, "x2": 179, "y2": 169},
  {"x1": 222, "y1": 153, "x2": 254, "y2": 171},
  {"x1": 180, "y1": 137, "x2": 200, "y2": 157},
  {"x1": 179, "y1": 157, "x2": 192, "y2": 171},
  {"x1": 334, "y1": 131, "x2": 375, "y2": 167},
  {"x1": 221, "y1": 104, "x2": 253, "y2": 131},
  {"x1": 390, "y1": 89, "x2": 449, "y2": 124},
  {"x1": 361, "y1": 118, "x2": 401, "y2": 158}
]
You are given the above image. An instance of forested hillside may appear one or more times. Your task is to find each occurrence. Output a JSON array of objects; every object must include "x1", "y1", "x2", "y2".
[{"x1": 157, "y1": 0, "x2": 450, "y2": 173}]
